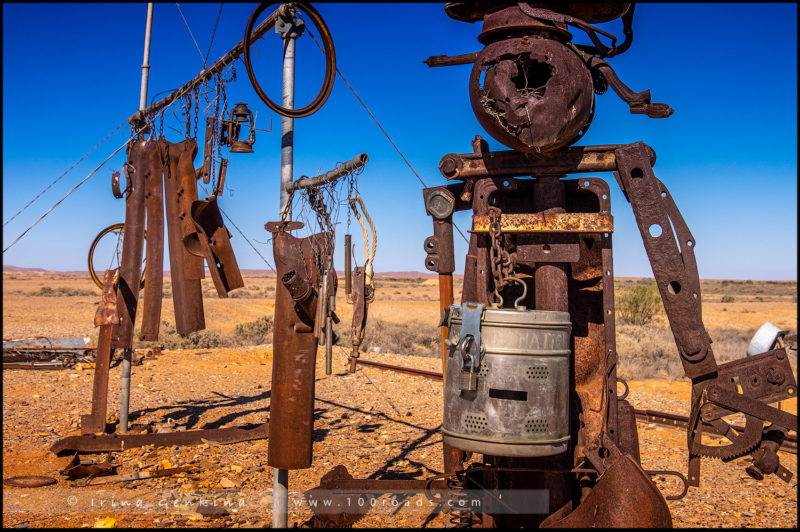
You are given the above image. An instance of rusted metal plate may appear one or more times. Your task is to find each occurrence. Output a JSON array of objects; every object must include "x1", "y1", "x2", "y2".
[
  {"x1": 140, "y1": 141, "x2": 165, "y2": 342},
  {"x1": 94, "y1": 269, "x2": 119, "y2": 327},
  {"x1": 50, "y1": 422, "x2": 268, "y2": 454},
  {"x1": 3, "y1": 476, "x2": 56, "y2": 488},
  {"x1": 471, "y1": 212, "x2": 613, "y2": 233}
]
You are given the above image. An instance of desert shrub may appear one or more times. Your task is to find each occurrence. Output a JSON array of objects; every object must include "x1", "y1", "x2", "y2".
[
  {"x1": 229, "y1": 289, "x2": 255, "y2": 298},
  {"x1": 233, "y1": 315, "x2": 273, "y2": 346},
  {"x1": 152, "y1": 321, "x2": 232, "y2": 350},
  {"x1": 721, "y1": 294, "x2": 735, "y2": 303},
  {"x1": 33, "y1": 286, "x2": 93, "y2": 296},
  {"x1": 618, "y1": 283, "x2": 662, "y2": 326},
  {"x1": 333, "y1": 319, "x2": 439, "y2": 358}
]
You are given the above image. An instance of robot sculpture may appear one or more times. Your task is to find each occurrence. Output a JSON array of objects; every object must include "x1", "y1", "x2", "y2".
[{"x1": 418, "y1": 2, "x2": 797, "y2": 527}]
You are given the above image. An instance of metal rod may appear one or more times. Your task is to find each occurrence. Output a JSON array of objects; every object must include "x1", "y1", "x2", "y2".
[
  {"x1": 273, "y1": 20, "x2": 299, "y2": 529},
  {"x1": 287, "y1": 153, "x2": 369, "y2": 192},
  {"x1": 344, "y1": 234, "x2": 352, "y2": 295},
  {"x1": 128, "y1": 8, "x2": 280, "y2": 127},
  {"x1": 119, "y1": 348, "x2": 132, "y2": 434},
  {"x1": 273, "y1": 467, "x2": 288, "y2": 527},
  {"x1": 138, "y1": 3, "x2": 154, "y2": 113},
  {"x1": 438, "y1": 273, "x2": 453, "y2": 380},
  {"x1": 325, "y1": 310, "x2": 333, "y2": 375}
]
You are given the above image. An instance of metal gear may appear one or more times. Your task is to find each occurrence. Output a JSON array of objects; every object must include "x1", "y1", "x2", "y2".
[{"x1": 688, "y1": 402, "x2": 762, "y2": 460}]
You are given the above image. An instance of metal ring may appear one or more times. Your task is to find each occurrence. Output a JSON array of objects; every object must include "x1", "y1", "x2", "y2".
[
  {"x1": 617, "y1": 377, "x2": 629, "y2": 400},
  {"x1": 88, "y1": 223, "x2": 146, "y2": 290},
  {"x1": 244, "y1": 2, "x2": 336, "y2": 118}
]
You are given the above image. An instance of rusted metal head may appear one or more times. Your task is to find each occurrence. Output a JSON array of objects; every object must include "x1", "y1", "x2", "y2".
[{"x1": 469, "y1": 34, "x2": 594, "y2": 153}]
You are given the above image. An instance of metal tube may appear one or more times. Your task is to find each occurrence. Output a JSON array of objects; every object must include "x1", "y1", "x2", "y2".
[
  {"x1": 287, "y1": 153, "x2": 369, "y2": 192},
  {"x1": 128, "y1": 9, "x2": 280, "y2": 126},
  {"x1": 279, "y1": 36, "x2": 296, "y2": 220},
  {"x1": 344, "y1": 234, "x2": 352, "y2": 295},
  {"x1": 138, "y1": 3, "x2": 154, "y2": 113},
  {"x1": 273, "y1": 24, "x2": 298, "y2": 530},
  {"x1": 119, "y1": 348, "x2": 132, "y2": 434},
  {"x1": 273, "y1": 467, "x2": 288, "y2": 527}
]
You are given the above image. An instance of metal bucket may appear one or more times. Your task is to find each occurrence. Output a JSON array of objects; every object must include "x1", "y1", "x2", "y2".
[{"x1": 442, "y1": 305, "x2": 571, "y2": 457}]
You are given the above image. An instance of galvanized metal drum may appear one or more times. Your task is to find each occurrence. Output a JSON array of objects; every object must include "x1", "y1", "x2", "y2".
[{"x1": 442, "y1": 305, "x2": 571, "y2": 457}]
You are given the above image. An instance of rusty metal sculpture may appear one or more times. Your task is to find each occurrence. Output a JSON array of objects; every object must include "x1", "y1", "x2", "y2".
[
  {"x1": 308, "y1": 2, "x2": 796, "y2": 529},
  {"x1": 414, "y1": 2, "x2": 798, "y2": 528}
]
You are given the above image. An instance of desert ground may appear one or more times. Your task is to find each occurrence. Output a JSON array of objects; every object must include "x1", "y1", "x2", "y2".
[{"x1": 2, "y1": 269, "x2": 797, "y2": 528}]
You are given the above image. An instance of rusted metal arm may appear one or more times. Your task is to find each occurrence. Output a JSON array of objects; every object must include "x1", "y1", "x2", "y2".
[
  {"x1": 128, "y1": 9, "x2": 280, "y2": 127},
  {"x1": 423, "y1": 51, "x2": 479, "y2": 67},
  {"x1": 286, "y1": 153, "x2": 369, "y2": 192}
]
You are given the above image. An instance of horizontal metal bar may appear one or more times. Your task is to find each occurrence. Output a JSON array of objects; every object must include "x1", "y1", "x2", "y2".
[
  {"x1": 423, "y1": 51, "x2": 479, "y2": 67},
  {"x1": 356, "y1": 359, "x2": 443, "y2": 381},
  {"x1": 471, "y1": 213, "x2": 614, "y2": 233},
  {"x1": 287, "y1": 153, "x2": 369, "y2": 192},
  {"x1": 50, "y1": 422, "x2": 269, "y2": 454},
  {"x1": 128, "y1": 8, "x2": 280, "y2": 126},
  {"x1": 439, "y1": 144, "x2": 656, "y2": 180}
]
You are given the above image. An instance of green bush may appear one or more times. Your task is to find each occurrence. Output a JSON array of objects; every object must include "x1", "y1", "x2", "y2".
[
  {"x1": 721, "y1": 294, "x2": 735, "y2": 303},
  {"x1": 233, "y1": 315, "x2": 274, "y2": 345},
  {"x1": 33, "y1": 286, "x2": 94, "y2": 296},
  {"x1": 333, "y1": 319, "x2": 439, "y2": 358},
  {"x1": 618, "y1": 283, "x2": 662, "y2": 326}
]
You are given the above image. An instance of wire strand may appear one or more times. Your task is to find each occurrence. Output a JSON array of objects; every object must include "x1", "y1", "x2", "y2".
[
  {"x1": 176, "y1": 3, "x2": 206, "y2": 64},
  {"x1": 3, "y1": 118, "x2": 129, "y2": 227},
  {"x1": 306, "y1": 29, "x2": 470, "y2": 245},
  {"x1": 203, "y1": 3, "x2": 224, "y2": 68}
]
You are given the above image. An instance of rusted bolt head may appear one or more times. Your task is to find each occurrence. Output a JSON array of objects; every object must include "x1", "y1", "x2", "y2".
[
  {"x1": 775, "y1": 350, "x2": 785, "y2": 360},
  {"x1": 707, "y1": 386, "x2": 720, "y2": 400},
  {"x1": 426, "y1": 190, "x2": 456, "y2": 219},
  {"x1": 440, "y1": 157, "x2": 458, "y2": 178},
  {"x1": 766, "y1": 368, "x2": 785, "y2": 386}
]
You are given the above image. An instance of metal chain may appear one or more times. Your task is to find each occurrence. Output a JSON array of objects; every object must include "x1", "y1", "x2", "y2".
[
  {"x1": 193, "y1": 86, "x2": 199, "y2": 139},
  {"x1": 488, "y1": 206, "x2": 513, "y2": 291},
  {"x1": 184, "y1": 95, "x2": 192, "y2": 138}
]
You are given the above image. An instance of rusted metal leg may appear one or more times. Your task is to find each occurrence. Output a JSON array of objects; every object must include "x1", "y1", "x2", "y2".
[
  {"x1": 111, "y1": 140, "x2": 148, "y2": 348},
  {"x1": 140, "y1": 140, "x2": 165, "y2": 341},
  {"x1": 161, "y1": 139, "x2": 205, "y2": 335},
  {"x1": 267, "y1": 224, "x2": 329, "y2": 470},
  {"x1": 438, "y1": 273, "x2": 454, "y2": 377},
  {"x1": 348, "y1": 267, "x2": 367, "y2": 373},
  {"x1": 81, "y1": 269, "x2": 120, "y2": 435}
]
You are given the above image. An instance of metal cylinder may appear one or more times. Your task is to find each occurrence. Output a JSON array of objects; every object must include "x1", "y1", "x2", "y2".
[
  {"x1": 119, "y1": 348, "x2": 132, "y2": 434},
  {"x1": 442, "y1": 306, "x2": 571, "y2": 456},
  {"x1": 344, "y1": 234, "x2": 352, "y2": 295}
]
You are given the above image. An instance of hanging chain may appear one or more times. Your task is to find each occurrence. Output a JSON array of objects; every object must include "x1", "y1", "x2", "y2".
[
  {"x1": 488, "y1": 206, "x2": 513, "y2": 291},
  {"x1": 211, "y1": 73, "x2": 222, "y2": 189},
  {"x1": 193, "y1": 86, "x2": 200, "y2": 139},
  {"x1": 184, "y1": 95, "x2": 192, "y2": 139}
]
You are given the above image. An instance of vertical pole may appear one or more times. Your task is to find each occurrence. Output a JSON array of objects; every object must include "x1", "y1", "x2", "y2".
[
  {"x1": 273, "y1": 17, "x2": 298, "y2": 529},
  {"x1": 119, "y1": 348, "x2": 132, "y2": 433},
  {"x1": 438, "y1": 273, "x2": 453, "y2": 378},
  {"x1": 120, "y1": 2, "x2": 154, "y2": 435}
]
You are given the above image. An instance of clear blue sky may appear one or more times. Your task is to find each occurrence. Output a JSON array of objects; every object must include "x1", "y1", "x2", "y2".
[{"x1": 2, "y1": 3, "x2": 797, "y2": 280}]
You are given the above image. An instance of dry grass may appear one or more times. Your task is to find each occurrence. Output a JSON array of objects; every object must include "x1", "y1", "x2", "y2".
[{"x1": 2, "y1": 271, "x2": 796, "y2": 381}]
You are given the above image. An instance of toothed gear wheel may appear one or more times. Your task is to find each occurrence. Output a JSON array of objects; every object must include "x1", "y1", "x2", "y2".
[{"x1": 688, "y1": 406, "x2": 763, "y2": 460}]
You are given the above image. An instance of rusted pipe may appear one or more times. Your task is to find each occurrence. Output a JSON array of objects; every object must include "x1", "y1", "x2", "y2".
[
  {"x1": 128, "y1": 9, "x2": 280, "y2": 127},
  {"x1": 286, "y1": 153, "x2": 369, "y2": 192}
]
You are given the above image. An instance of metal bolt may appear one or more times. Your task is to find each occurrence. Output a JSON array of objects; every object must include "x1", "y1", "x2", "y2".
[
  {"x1": 766, "y1": 368, "x2": 785, "y2": 386},
  {"x1": 440, "y1": 157, "x2": 458, "y2": 177}
]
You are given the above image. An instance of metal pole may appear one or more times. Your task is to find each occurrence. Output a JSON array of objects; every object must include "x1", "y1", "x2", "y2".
[
  {"x1": 138, "y1": 3, "x2": 155, "y2": 113},
  {"x1": 119, "y1": 348, "x2": 132, "y2": 433},
  {"x1": 273, "y1": 16, "x2": 300, "y2": 528},
  {"x1": 121, "y1": 2, "x2": 154, "y2": 435}
]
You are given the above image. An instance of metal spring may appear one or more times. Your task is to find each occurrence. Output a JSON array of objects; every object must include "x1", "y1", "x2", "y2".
[{"x1": 445, "y1": 473, "x2": 475, "y2": 528}]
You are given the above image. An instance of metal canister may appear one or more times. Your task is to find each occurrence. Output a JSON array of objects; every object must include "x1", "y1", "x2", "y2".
[{"x1": 442, "y1": 305, "x2": 571, "y2": 457}]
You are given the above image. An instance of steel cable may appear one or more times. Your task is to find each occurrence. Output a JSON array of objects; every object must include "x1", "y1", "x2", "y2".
[
  {"x1": 306, "y1": 29, "x2": 470, "y2": 245},
  {"x1": 176, "y1": 3, "x2": 206, "y2": 64},
  {"x1": 3, "y1": 118, "x2": 129, "y2": 227}
]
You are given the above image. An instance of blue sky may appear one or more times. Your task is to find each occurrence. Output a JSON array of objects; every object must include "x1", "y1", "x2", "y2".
[{"x1": 2, "y1": 3, "x2": 797, "y2": 280}]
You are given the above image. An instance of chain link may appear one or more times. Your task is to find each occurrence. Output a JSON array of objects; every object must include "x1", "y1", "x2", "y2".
[
  {"x1": 488, "y1": 206, "x2": 513, "y2": 291},
  {"x1": 193, "y1": 86, "x2": 199, "y2": 139}
]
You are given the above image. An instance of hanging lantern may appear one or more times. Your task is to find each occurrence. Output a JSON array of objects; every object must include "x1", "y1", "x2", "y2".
[{"x1": 220, "y1": 102, "x2": 256, "y2": 153}]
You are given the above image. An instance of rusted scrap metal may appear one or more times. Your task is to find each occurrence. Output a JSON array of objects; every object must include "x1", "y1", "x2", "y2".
[
  {"x1": 356, "y1": 359, "x2": 443, "y2": 381},
  {"x1": 266, "y1": 221, "x2": 330, "y2": 470},
  {"x1": 2, "y1": 476, "x2": 57, "y2": 488},
  {"x1": 110, "y1": 139, "x2": 148, "y2": 349},
  {"x1": 62, "y1": 456, "x2": 117, "y2": 480},
  {"x1": 471, "y1": 212, "x2": 614, "y2": 233},
  {"x1": 81, "y1": 269, "x2": 120, "y2": 435},
  {"x1": 3, "y1": 336, "x2": 94, "y2": 370},
  {"x1": 85, "y1": 465, "x2": 195, "y2": 486},
  {"x1": 140, "y1": 137, "x2": 165, "y2": 341},
  {"x1": 348, "y1": 267, "x2": 368, "y2": 373},
  {"x1": 160, "y1": 138, "x2": 205, "y2": 335},
  {"x1": 50, "y1": 422, "x2": 269, "y2": 454},
  {"x1": 184, "y1": 195, "x2": 244, "y2": 298},
  {"x1": 287, "y1": 153, "x2": 369, "y2": 192}
]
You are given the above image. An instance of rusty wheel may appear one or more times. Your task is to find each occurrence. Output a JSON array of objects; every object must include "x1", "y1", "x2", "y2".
[
  {"x1": 243, "y1": 2, "x2": 336, "y2": 118},
  {"x1": 88, "y1": 223, "x2": 146, "y2": 290}
]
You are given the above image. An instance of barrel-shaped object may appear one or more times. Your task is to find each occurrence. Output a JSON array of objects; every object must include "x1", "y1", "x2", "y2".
[{"x1": 442, "y1": 305, "x2": 571, "y2": 457}]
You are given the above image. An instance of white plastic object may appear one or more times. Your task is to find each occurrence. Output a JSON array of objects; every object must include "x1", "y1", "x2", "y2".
[{"x1": 747, "y1": 322, "x2": 786, "y2": 356}]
